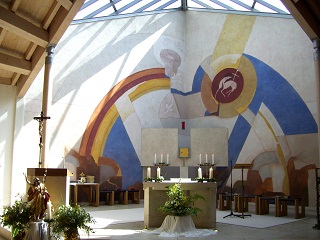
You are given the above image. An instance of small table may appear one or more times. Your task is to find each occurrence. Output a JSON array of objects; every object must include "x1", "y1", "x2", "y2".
[{"x1": 70, "y1": 182, "x2": 100, "y2": 207}]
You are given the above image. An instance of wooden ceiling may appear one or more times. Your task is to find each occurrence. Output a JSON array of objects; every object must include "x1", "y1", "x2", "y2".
[
  {"x1": 281, "y1": 0, "x2": 320, "y2": 41},
  {"x1": 0, "y1": 0, "x2": 319, "y2": 98},
  {"x1": 0, "y1": 0, "x2": 85, "y2": 97}
]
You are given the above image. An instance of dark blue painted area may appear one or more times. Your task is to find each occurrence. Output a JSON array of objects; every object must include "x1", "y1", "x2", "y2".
[
  {"x1": 245, "y1": 54, "x2": 318, "y2": 135},
  {"x1": 103, "y1": 117, "x2": 142, "y2": 189},
  {"x1": 228, "y1": 115, "x2": 251, "y2": 167},
  {"x1": 227, "y1": 54, "x2": 317, "y2": 166}
]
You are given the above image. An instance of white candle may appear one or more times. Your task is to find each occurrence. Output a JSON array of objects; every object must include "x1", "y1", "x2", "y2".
[
  {"x1": 157, "y1": 167, "x2": 161, "y2": 178},
  {"x1": 206, "y1": 154, "x2": 208, "y2": 163},
  {"x1": 212, "y1": 154, "x2": 215, "y2": 164},
  {"x1": 199, "y1": 154, "x2": 201, "y2": 164},
  {"x1": 154, "y1": 154, "x2": 157, "y2": 164},
  {"x1": 47, "y1": 201, "x2": 52, "y2": 219},
  {"x1": 209, "y1": 167, "x2": 213, "y2": 179},
  {"x1": 198, "y1": 167, "x2": 202, "y2": 179},
  {"x1": 167, "y1": 154, "x2": 169, "y2": 164},
  {"x1": 147, "y1": 167, "x2": 151, "y2": 178},
  {"x1": 161, "y1": 154, "x2": 163, "y2": 163}
]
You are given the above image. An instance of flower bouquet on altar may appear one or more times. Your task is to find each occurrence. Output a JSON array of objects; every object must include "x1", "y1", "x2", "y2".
[{"x1": 157, "y1": 182, "x2": 204, "y2": 217}]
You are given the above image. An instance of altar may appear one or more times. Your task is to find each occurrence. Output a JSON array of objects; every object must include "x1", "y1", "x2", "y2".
[{"x1": 143, "y1": 181, "x2": 216, "y2": 229}]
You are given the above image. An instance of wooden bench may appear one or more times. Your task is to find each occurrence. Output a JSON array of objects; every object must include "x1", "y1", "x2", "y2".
[
  {"x1": 115, "y1": 189, "x2": 128, "y2": 205},
  {"x1": 128, "y1": 189, "x2": 140, "y2": 204},
  {"x1": 218, "y1": 193, "x2": 231, "y2": 210},
  {"x1": 100, "y1": 190, "x2": 115, "y2": 205},
  {"x1": 275, "y1": 196, "x2": 305, "y2": 219}
]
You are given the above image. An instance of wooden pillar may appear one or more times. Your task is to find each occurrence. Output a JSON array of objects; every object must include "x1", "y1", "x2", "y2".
[{"x1": 41, "y1": 45, "x2": 55, "y2": 168}]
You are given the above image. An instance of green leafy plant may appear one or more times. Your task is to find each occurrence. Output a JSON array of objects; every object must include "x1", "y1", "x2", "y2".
[
  {"x1": 157, "y1": 182, "x2": 204, "y2": 216},
  {"x1": 50, "y1": 204, "x2": 95, "y2": 239},
  {"x1": 0, "y1": 198, "x2": 33, "y2": 239}
]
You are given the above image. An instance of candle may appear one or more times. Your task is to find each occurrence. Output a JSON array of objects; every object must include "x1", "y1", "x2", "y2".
[
  {"x1": 154, "y1": 154, "x2": 157, "y2": 164},
  {"x1": 199, "y1": 154, "x2": 201, "y2": 164},
  {"x1": 212, "y1": 154, "x2": 215, "y2": 164},
  {"x1": 157, "y1": 167, "x2": 161, "y2": 178},
  {"x1": 167, "y1": 154, "x2": 169, "y2": 164},
  {"x1": 147, "y1": 167, "x2": 151, "y2": 178},
  {"x1": 47, "y1": 201, "x2": 52, "y2": 219},
  {"x1": 161, "y1": 154, "x2": 163, "y2": 163},
  {"x1": 206, "y1": 154, "x2": 208, "y2": 163},
  {"x1": 209, "y1": 167, "x2": 213, "y2": 179},
  {"x1": 198, "y1": 167, "x2": 202, "y2": 179}
]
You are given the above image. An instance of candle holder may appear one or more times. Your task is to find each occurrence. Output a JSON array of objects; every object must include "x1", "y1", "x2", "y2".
[
  {"x1": 154, "y1": 163, "x2": 170, "y2": 166},
  {"x1": 198, "y1": 163, "x2": 215, "y2": 179}
]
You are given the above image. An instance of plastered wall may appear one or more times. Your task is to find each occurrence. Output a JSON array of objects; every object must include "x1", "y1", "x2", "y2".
[{"x1": 2, "y1": 10, "x2": 319, "y2": 206}]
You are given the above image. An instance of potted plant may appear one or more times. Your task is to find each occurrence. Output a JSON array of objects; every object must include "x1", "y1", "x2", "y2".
[
  {"x1": 50, "y1": 204, "x2": 95, "y2": 240},
  {"x1": 0, "y1": 198, "x2": 33, "y2": 240},
  {"x1": 157, "y1": 182, "x2": 204, "y2": 217}
]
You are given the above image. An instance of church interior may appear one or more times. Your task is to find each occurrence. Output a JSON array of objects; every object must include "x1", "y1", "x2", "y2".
[{"x1": 0, "y1": 0, "x2": 320, "y2": 239}]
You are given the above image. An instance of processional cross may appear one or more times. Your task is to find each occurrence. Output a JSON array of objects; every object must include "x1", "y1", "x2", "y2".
[{"x1": 34, "y1": 111, "x2": 50, "y2": 168}]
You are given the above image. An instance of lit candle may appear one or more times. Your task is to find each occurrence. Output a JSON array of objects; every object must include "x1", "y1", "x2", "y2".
[
  {"x1": 199, "y1": 154, "x2": 201, "y2": 164},
  {"x1": 209, "y1": 167, "x2": 213, "y2": 179},
  {"x1": 198, "y1": 167, "x2": 202, "y2": 179},
  {"x1": 167, "y1": 154, "x2": 169, "y2": 164},
  {"x1": 157, "y1": 167, "x2": 161, "y2": 178},
  {"x1": 212, "y1": 154, "x2": 215, "y2": 164},
  {"x1": 161, "y1": 154, "x2": 163, "y2": 163},
  {"x1": 154, "y1": 154, "x2": 157, "y2": 164},
  {"x1": 206, "y1": 154, "x2": 208, "y2": 163},
  {"x1": 147, "y1": 167, "x2": 151, "y2": 178}
]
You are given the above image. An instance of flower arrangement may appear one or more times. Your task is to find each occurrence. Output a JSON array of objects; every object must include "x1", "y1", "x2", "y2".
[
  {"x1": 157, "y1": 182, "x2": 204, "y2": 216},
  {"x1": 144, "y1": 176, "x2": 163, "y2": 182},
  {"x1": 194, "y1": 177, "x2": 216, "y2": 182},
  {"x1": 50, "y1": 204, "x2": 95, "y2": 239},
  {"x1": 0, "y1": 198, "x2": 33, "y2": 239}
]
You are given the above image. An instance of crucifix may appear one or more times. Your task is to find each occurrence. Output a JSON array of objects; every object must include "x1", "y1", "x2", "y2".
[{"x1": 34, "y1": 111, "x2": 50, "y2": 168}]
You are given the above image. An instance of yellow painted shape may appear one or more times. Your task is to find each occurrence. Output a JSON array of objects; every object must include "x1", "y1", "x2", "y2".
[
  {"x1": 91, "y1": 105, "x2": 119, "y2": 162},
  {"x1": 210, "y1": 14, "x2": 256, "y2": 72},
  {"x1": 258, "y1": 111, "x2": 290, "y2": 195},
  {"x1": 129, "y1": 78, "x2": 170, "y2": 102}
]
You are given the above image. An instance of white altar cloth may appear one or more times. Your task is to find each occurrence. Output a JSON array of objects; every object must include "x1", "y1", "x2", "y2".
[
  {"x1": 145, "y1": 215, "x2": 217, "y2": 238},
  {"x1": 25, "y1": 221, "x2": 48, "y2": 240}
]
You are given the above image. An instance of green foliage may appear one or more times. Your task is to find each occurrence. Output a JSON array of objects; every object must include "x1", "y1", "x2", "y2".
[
  {"x1": 157, "y1": 183, "x2": 204, "y2": 216},
  {"x1": 50, "y1": 204, "x2": 96, "y2": 239},
  {"x1": 0, "y1": 199, "x2": 33, "y2": 238}
]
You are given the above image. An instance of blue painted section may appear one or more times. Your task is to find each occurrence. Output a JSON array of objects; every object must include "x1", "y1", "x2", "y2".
[
  {"x1": 227, "y1": 54, "x2": 318, "y2": 166},
  {"x1": 228, "y1": 115, "x2": 251, "y2": 167},
  {"x1": 245, "y1": 54, "x2": 318, "y2": 135},
  {"x1": 103, "y1": 117, "x2": 142, "y2": 189}
]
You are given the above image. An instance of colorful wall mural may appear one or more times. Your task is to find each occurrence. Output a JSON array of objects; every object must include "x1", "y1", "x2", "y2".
[{"x1": 53, "y1": 13, "x2": 318, "y2": 205}]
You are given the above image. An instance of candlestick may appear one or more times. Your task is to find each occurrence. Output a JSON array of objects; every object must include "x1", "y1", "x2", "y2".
[
  {"x1": 147, "y1": 167, "x2": 151, "y2": 178},
  {"x1": 209, "y1": 167, "x2": 213, "y2": 179},
  {"x1": 199, "y1": 154, "x2": 201, "y2": 164},
  {"x1": 161, "y1": 154, "x2": 163, "y2": 163},
  {"x1": 212, "y1": 154, "x2": 214, "y2": 164},
  {"x1": 206, "y1": 154, "x2": 208, "y2": 163},
  {"x1": 154, "y1": 154, "x2": 157, "y2": 164},
  {"x1": 198, "y1": 167, "x2": 202, "y2": 179},
  {"x1": 167, "y1": 154, "x2": 169, "y2": 164},
  {"x1": 157, "y1": 167, "x2": 161, "y2": 178}
]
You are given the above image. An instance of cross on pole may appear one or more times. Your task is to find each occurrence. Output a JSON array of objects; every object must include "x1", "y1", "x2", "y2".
[{"x1": 34, "y1": 111, "x2": 50, "y2": 168}]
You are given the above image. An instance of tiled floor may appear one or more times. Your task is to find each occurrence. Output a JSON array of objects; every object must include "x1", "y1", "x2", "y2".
[{"x1": 1, "y1": 202, "x2": 320, "y2": 240}]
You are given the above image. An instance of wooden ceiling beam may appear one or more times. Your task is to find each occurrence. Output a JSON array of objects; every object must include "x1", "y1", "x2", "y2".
[
  {"x1": 58, "y1": 0, "x2": 73, "y2": 11},
  {"x1": 0, "y1": 28, "x2": 6, "y2": 43},
  {"x1": 10, "y1": 0, "x2": 22, "y2": 12},
  {"x1": 43, "y1": 2, "x2": 62, "y2": 30},
  {"x1": 0, "y1": 52, "x2": 31, "y2": 75},
  {"x1": 0, "y1": 6, "x2": 49, "y2": 47},
  {"x1": 281, "y1": 0, "x2": 320, "y2": 40},
  {"x1": 0, "y1": 77, "x2": 12, "y2": 85},
  {"x1": 16, "y1": 0, "x2": 86, "y2": 97}
]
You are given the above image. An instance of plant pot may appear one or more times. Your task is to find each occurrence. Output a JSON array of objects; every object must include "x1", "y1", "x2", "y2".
[{"x1": 64, "y1": 229, "x2": 79, "y2": 240}]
